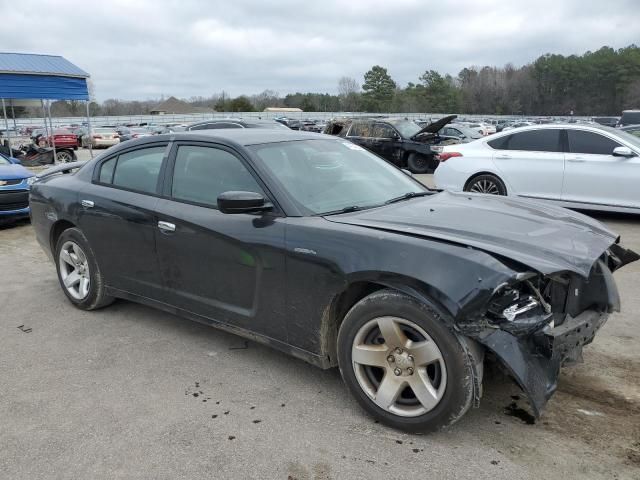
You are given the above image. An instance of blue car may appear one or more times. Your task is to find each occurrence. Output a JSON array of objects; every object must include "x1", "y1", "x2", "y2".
[{"x1": 0, "y1": 153, "x2": 35, "y2": 220}]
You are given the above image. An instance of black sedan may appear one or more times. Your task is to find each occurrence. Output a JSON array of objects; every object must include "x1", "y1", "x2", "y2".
[{"x1": 29, "y1": 130, "x2": 637, "y2": 432}]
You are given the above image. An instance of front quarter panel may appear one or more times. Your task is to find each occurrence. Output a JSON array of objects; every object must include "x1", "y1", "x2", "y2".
[{"x1": 283, "y1": 217, "x2": 519, "y2": 355}]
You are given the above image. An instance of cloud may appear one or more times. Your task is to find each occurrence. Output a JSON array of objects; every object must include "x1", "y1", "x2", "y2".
[{"x1": 0, "y1": 0, "x2": 638, "y2": 100}]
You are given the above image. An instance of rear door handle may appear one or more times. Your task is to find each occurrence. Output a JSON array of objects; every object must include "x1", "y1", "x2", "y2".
[
  {"x1": 158, "y1": 221, "x2": 176, "y2": 233},
  {"x1": 80, "y1": 200, "x2": 94, "y2": 208}
]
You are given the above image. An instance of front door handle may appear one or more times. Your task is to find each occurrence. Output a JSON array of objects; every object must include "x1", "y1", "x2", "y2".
[
  {"x1": 495, "y1": 154, "x2": 511, "y2": 159},
  {"x1": 567, "y1": 157, "x2": 585, "y2": 162},
  {"x1": 158, "y1": 221, "x2": 176, "y2": 233},
  {"x1": 80, "y1": 199, "x2": 94, "y2": 208}
]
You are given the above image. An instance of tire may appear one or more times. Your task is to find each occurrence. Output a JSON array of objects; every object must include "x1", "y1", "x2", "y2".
[
  {"x1": 406, "y1": 152, "x2": 432, "y2": 174},
  {"x1": 55, "y1": 227, "x2": 114, "y2": 310},
  {"x1": 56, "y1": 150, "x2": 73, "y2": 163},
  {"x1": 337, "y1": 289, "x2": 478, "y2": 433},
  {"x1": 464, "y1": 174, "x2": 507, "y2": 195}
]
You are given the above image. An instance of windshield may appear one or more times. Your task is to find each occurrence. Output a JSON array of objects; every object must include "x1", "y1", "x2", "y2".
[
  {"x1": 251, "y1": 139, "x2": 427, "y2": 215},
  {"x1": 392, "y1": 120, "x2": 422, "y2": 138},
  {"x1": 457, "y1": 126, "x2": 483, "y2": 139}
]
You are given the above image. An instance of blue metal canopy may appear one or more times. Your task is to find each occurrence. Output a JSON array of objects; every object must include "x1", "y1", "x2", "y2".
[{"x1": 0, "y1": 52, "x2": 90, "y2": 100}]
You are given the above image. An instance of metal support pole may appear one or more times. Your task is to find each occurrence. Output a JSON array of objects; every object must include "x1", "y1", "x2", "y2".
[
  {"x1": 41, "y1": 99, "x2": 50, "y2": 144},
  {"x1": 85, "y1": 100, "x2": 93, "y2": 158},
  {"x1": 47, "y1": 101, "x2": 57, "y2": 162},
  {"x1": 1, "y1": 98, "x2": 11, "y2": 152}
]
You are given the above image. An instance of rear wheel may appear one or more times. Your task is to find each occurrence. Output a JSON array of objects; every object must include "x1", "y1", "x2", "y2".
[
  {"x1": 55, "y1": 228, "x2": 114, "y2": 310},
  {"x1": 337, "y1": 289, "x2": 479, "y2": 433},
  {"x1": 465, "y1": 174, "x2": 507, "y2": 195}
]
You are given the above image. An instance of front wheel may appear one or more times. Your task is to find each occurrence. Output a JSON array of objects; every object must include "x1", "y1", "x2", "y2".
[
  {"x1": 337, "y1": 289, "x2": 479, "y2": 433},
  {"x1": 406, "y1": 153, "x2": 432, "y2": 174},
  {"x1": 464, "y1": 174, "x2": 507, "y2": 195},
  {"x1": 56, "y1": 150, "x2": 73, "y2": 163},
  {"x1": 55, "y1": 228, "x2": 114, "y2": 310}
]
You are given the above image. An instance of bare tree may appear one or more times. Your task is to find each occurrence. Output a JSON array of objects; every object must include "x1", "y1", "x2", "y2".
[{"x1": 338, "y1": 76, "x2": 360, "y2": 111}]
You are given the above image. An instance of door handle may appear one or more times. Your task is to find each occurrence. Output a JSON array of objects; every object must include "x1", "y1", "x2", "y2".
[
  {"x1": 495, "y1": 154, "x2": 511, "y2": 159},
  {"x1": 158, "y1": 221, "x2": 176, "y2": 233},
  {"x1": 567, "y1": 157, "x2": 585, "y2": 162},
  {"x1": 80, "y1": 200, "x2": 94, "y2": 208}
]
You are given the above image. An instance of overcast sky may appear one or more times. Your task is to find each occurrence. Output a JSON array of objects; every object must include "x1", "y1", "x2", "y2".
[{"x1": 1, "y1": 0, "x2": 639, "y2": 101}]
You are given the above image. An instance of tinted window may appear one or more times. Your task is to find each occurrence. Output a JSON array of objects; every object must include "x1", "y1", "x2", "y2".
[
  {"x1": 112, "y1": 146, "x2": 165, "y2": 193},
  {"x1": 98, "y1": 157, "x2": 116, "y2": 183},
  {"x1": 568, "y1": 130, "x2": 622, "y2": 155},
  {"x1": 489, "y1": 130, "x2": 561, "y2": 152},
  {"x1": 188, "y1": 123, "x2": 213, "y2": 131},
  {"x1": 171, "y1": 146, "x2": 263, "y2": 208}
]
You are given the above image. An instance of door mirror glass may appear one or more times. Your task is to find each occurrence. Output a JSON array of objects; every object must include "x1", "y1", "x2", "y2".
[
  {"x1": 612, "y1": 146, "x2": 635, "y2": 157},
  {"x1": 218, "y1": 191, "x2": 268, "y2": 214}
]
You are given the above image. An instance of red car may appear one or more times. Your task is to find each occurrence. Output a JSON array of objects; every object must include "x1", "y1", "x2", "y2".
[{"x1": 45, "y1": 129, "x2": 78, "y2": 149}]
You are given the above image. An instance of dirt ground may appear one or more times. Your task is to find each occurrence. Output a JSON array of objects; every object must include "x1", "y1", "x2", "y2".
[{"x1": 0, "y1": 192, "x2": 639, "y2": 479}]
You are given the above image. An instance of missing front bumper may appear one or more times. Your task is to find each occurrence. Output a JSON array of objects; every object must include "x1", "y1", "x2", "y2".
[{"x1": 477, "y1": 310, "x2": 608, "y2": 418}]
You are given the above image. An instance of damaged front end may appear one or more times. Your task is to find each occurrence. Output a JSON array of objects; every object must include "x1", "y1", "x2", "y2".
[{"x1": 463, "y1": 243, "x2": 638, "y2": 418}]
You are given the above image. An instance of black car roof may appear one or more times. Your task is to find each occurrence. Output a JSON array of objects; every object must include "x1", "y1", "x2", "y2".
[{"x1": 138, "y1": 128, "x2": 327, "y2": 147}]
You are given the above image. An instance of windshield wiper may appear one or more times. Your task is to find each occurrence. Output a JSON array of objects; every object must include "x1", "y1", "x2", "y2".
[
  {"x1": 384, "y1": 191, "x2": 431, "y2": 205},
  {"x1": 321, "y1": 205, "x2": 366, "y2": 216}
]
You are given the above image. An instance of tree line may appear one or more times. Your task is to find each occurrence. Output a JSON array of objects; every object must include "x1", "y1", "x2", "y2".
[{"x1": 20, "y1": 45, "x2": 640, "y2": 118}]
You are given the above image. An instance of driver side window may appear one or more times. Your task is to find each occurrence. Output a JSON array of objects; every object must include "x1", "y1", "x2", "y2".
[
  {"x1": 171, "y1": 146, "x2": 264, "y2": 208},
  {"x1": 567, "y1": 130, "x2": 622, "y2": 155}
]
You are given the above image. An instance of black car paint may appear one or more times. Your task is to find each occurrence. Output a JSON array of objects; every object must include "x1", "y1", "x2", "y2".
[
  {"x1": 29, "y1": 130, "x2": 637, "y2": 418},
  {"x1": 323, "y1": 117, "x2": 456, "y2": 172}
]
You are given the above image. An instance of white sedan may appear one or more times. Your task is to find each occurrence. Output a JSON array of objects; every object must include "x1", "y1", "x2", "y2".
[{"x1": 434, "y1": 124, "x2": 640, "y2": 213}]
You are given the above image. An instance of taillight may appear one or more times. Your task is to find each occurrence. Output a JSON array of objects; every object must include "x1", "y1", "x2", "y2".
[
  {"x1": 113, "y1": 134, "x2": 119, "y2": 138},
  {"x1": 437, "y1": 152, "x2": 463, "y2": 162},
  {"x1": 93, "y1": 135, "x2": 102, "y2": 139}
]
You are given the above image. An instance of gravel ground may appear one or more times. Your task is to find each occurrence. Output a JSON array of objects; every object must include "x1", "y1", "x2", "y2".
[{"x1": 0, "y1": 172, "x2": 638, "y2": 479}]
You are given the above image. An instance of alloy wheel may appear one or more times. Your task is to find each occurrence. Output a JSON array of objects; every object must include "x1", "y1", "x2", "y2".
[
  {"x1": 469, "y1": 179, "x2": 500, "y2": 194},
  {"x1": 58, "y1": 241, "x2": 90, "y2": 300},
  {"x1": 56, "y1": 151, "x2": 73, "y2": 163},
  {"x1": 351, "y1": 316, "x2": 447, "y2": 417}
]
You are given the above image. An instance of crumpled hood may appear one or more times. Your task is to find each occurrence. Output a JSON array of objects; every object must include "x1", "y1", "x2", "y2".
[
  {"x1": 325, "y1": 191, "x2": 622, "y2": 277},
  {"x1": 0, "y1": 163, "x2": 33, "y2": 181}
]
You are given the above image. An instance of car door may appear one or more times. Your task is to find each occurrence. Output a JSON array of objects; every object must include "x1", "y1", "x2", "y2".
[
  {"x1": 154, "y1": 142, "x2": 287, "y2": 341},
  {"x1": 563, "y1": 129, "x2": 640, "y2": 208},
  {"x1": 78, "y1": 143, "x2": 169, "y2": 299},
  {"x1": 371, "y1": 123, "x2": 403, "y2": 164},
  {"x1": 489, "y1": 128, "x2": 564, "y2": 199}
]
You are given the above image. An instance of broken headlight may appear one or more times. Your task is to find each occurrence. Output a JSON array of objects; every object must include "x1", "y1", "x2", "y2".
[{"x1": 486, "y1": 275, "x2": 554, "y2": 335}]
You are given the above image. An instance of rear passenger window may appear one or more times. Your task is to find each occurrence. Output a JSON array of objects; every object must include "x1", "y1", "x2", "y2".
[
  {"x1": 171, "y1": 146, "x2": 264, "y2": 208},
  {"x1": 489, "y1": 130, "x2": 561, "y2": 152},
  {"x1": 98, "y1": 157, "x2": 116, "y2": 183},
  {"x1": 112, "y1": 146, "x2": 165, "y2": 194},
  {"x1": 567, "y1": 130, "x2": 621, "y2": 155}
]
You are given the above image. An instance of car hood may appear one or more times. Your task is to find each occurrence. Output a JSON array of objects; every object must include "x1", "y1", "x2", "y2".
[
  {"x1": 411, "y1": 115, "x2": 458, "y2": 139},
  {"x1": 0, "y1": 163, "x2": 33, "y2": 180},
  {"x1": 325, "y1": 191, "x2": 622, "y2": 277}
]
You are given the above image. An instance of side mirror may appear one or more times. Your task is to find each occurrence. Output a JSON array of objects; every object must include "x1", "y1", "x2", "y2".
[
  {"x1": 9, "y1": 157, "x2": 22, "y2": 165},
  {"x1": 218, "y1": 191, "x2": 270, "y2": 214},
  {"x1": 612, "y1": 146, "x2": 635, "y2": 157},
  {"x1": 401, "y1": 169, "x2": 413, "y2": 177}
]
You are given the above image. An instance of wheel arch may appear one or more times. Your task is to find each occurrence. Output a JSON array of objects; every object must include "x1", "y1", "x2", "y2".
[
  {"x1": 50, "y1": 219, "x2": 77, "y2": 254},
  {"x1": 319, "y1": 274, "x2": 458, "y2": 367},
  {"x1": 463, "y1": 171, "x2": 508, "y2": 193}
]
